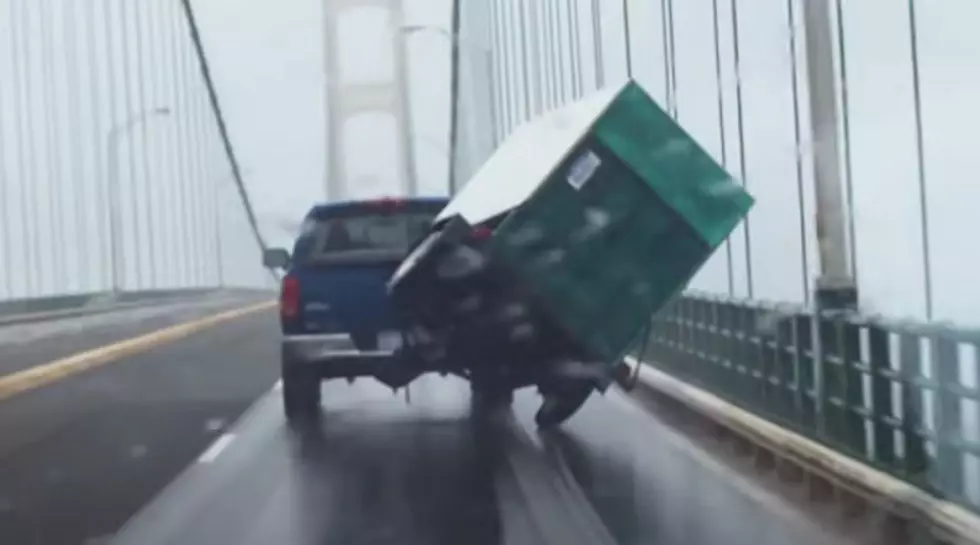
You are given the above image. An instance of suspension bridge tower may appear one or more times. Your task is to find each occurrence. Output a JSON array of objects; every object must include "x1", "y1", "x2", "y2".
[{"x1": 323, "y1": 0, "x2": 417, "y2": 200}]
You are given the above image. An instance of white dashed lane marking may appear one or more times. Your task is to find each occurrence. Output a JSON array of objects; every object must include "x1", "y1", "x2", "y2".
[{"x1": 197, "y1": 433, "x2": 236, "y2": 464}]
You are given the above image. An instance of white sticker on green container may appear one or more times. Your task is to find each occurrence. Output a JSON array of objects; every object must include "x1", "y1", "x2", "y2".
[{"x1": 566, "y1": 149, "x2": 601, "y2": 190}]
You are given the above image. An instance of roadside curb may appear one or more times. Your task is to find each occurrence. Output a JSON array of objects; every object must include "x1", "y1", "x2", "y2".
[
  {"x1": 624, "y1": 356, "x2": 980, "y2": 545},
  {"x1": 0, "y1": 296, "x2": 196, "y2": 327},
  {"x1": 0, "y1": 289, "x2": 272, "y2": 328}
]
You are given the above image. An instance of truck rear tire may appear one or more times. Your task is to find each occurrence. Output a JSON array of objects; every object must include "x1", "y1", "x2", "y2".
[{"x1": 281, "y1": 360, "x2": 321, "y2": 422}]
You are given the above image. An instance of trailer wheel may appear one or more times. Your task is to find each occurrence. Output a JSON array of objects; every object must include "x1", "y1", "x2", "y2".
[
  {"x1": 534, "y1": 383, "x2": 592, "y2": 429},
  {"x1": 281, "y1": 360, "x2": 321, "y2": 423}
]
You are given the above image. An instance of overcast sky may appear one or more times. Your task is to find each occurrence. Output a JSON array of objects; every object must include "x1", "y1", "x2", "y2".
[
  {"x1": 187, "y1": 0, "x2": 980, "y2": 325},
  {"x1": 0, "y1": 0, "x2": 975, "y2": 329},
  {"x1": 194, "y1": 0, "x2": 451, "y2": 248}
]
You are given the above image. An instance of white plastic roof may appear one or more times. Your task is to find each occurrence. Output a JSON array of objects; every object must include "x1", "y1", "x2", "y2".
[{"x1": 436, "y1": 79, "x2": 628, "y2": 225}]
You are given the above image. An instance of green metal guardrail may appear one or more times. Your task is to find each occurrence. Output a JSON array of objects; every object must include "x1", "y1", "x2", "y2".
[{"x1": 639, "y1": 292, "x2": 980, "y2": 514}]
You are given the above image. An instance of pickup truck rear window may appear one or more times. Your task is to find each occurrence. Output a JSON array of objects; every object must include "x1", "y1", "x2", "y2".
[{"x1": 302, "y1": 212, "x2": 436, "y2": 263}]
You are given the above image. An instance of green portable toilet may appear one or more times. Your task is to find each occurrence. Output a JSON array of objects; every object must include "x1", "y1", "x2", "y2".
[{"x1": 436, "y1": 78, "x2": 754, "y2": 368}]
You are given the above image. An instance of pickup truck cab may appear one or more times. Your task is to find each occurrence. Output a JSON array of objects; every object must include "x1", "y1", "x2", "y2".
[{"x1": 262, "y1": 196, "x2": 450, "y2": 420}]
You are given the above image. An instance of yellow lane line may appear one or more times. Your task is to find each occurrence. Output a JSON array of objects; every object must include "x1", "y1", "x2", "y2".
[{"x1": 0, "y1": 300, "x2": 276, "y2": 402}]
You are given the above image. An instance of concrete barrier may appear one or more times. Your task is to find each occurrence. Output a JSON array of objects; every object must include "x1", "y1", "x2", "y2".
[{"x1": 626, "y1": 355, "x2": 980, "y2": 545}]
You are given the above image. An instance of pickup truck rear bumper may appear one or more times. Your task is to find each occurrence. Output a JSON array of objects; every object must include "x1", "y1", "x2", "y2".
[
  {"x1": 280, "y1": 333, "x2": 435, "y2": 390},
  {"x1": 281, "y1": 333, "x2": 400, "y2": 380}
]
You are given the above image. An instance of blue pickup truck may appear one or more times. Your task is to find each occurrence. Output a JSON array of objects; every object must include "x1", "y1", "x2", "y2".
[
  {"x1": 264, "y1": 195, "x2": 638, "y2": 427},
  {"x1": 262, "y1": 196, "x2": 455, "y2": 420},
  {"x1": 262, "y1": 82, "x2": 753, "y2": 429}
]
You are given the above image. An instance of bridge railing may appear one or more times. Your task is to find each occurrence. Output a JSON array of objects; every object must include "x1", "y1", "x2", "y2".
[
  {"x1": 449, "y1": 0, "x2": 980, "y2": 520},
  {"x1": 644, "y1": 292, "x2": 980, "y2": 513}
]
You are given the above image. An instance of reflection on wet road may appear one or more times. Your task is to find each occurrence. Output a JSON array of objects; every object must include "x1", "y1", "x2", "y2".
[
  {"x1": 112, "y1": 368, "x2": 851, "y2": 545},
  {"x1": 110, "y1": 378, "x2": 504, "y2": 545},
  {"x1": 516, "y1": 389, "x2": 844, "y2": 545},
  {"x1": 280, "y1": 383, "x2": 503, "y2": 545}
]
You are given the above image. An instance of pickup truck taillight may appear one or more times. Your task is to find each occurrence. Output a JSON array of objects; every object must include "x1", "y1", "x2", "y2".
[
  {"x1": 280, "y1": 274, "x2": 300, "y2": 319},
  {"x1": 368, "y1": 197, "x2": 406, "y2": 213}
]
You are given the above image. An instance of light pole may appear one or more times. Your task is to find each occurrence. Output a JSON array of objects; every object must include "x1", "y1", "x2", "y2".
[
  {"x1": 400, "y1": 24, "x2": 497, "y2": 195},
  {"x1": 106, "y1": 106, "x2": 171, "y2": 294}
]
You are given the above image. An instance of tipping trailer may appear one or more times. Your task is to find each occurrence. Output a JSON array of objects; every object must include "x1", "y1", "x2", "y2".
[
  {"x1": 265, "y1": 78, "x2": 753, "y2": 427},
  {"x1": 387, "y1": 78, "x2": 754, "y2": 426}
]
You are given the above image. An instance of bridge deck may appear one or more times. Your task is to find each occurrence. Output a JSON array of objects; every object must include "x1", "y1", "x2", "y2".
[{"x1": 0, "y1": 300, "x2": 859, "y2": 545}]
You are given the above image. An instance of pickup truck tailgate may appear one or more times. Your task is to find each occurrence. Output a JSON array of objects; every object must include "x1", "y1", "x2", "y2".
[{"x1": 292, "y1": 263, "x2": 400, "y2": 337}]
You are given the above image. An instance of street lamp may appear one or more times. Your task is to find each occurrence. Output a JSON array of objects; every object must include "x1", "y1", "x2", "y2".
[
  {"x1": 105, "y1": 106, "x2": 171, "y2": 294},
  {"x1": 399, "y1": 24, "x2": 497, "y2": 195},
  {"x1": 401, "y1": 24, "x2": 454, "y2": 42}
]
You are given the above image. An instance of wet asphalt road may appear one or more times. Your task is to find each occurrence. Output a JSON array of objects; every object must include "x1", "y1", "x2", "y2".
[
  {"x1": 0, "y1": 297, "x2": 857, "y2": 545},
  {"x1": 0, "y1": 292, "x2": 272, "y2": 377},
  {"x1": 0, "y1": 294, "x2": 281, "y2": 545}
]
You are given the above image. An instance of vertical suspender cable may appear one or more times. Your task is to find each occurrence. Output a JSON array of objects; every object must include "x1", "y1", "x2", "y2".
[{"x1": 178, "y1": 0, "x2": 273, "y2": 279}]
